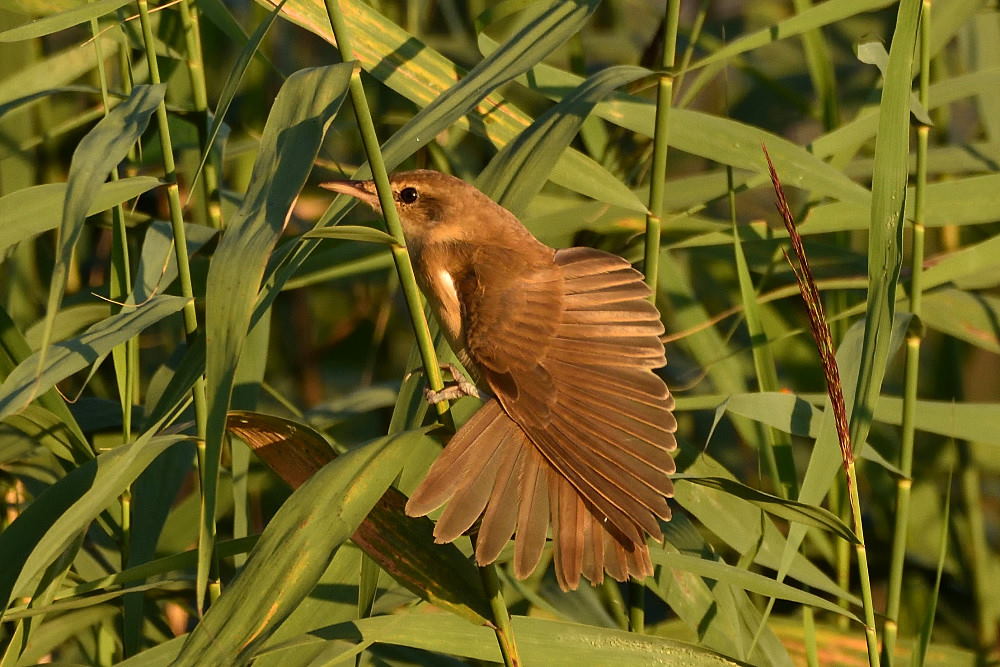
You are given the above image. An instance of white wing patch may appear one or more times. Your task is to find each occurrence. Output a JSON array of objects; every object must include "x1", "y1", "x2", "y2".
[{"x1": 437, "y1": 268, "x2": 459, "y2": 304}]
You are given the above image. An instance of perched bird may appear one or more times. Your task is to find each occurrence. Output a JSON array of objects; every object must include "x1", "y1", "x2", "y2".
[{"x1": 321, "y1": 170, "x2": 677, "y2": 590}]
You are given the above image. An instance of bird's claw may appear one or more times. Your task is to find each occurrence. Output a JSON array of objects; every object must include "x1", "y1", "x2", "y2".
[{"x1": 423, "y1": 363, "x2": 488, "y2": 404}]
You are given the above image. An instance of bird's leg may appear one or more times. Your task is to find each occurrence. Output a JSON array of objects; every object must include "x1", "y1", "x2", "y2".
[{"x1": 424, "y1": 363, "x2": 490, "y2": 404}]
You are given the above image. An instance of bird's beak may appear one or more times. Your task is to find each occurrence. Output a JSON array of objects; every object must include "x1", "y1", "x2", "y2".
[{"x1": 319, "y1": 180, "x2": 381, "y2": 210}]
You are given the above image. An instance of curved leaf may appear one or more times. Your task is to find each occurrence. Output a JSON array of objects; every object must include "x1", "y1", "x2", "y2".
[
  {"x1": 0, "y1": 176, "x2": 162, "y2": 255},
  {"x1": 478, "y1": 64, "x2": 651, "y2": 216},
  {"x1": 673, "y1": 476, "x2": 858, "y2": 544},
  {"x1": 0, "y1": 295, "x2": 189, "y2": 421},
  {"x1": 303, "y1": 225, "x2": 398, "y2": 246},
  {"x1": 172, "y1": 429, "x2": 430, "y2": 666},
  {"x1": 201, "y1": 62, "x2": 353, "y2": 611},
  {"x1": 34, "y1": 84, "x2": 165, "y2": 403},
  {"x1": 650, "y1": 550, "x2": 861, "y2": 623},
  {"x1": 0, "y1": 433, "x2": 190, "y2": 613},
  {"x1": 0, "y1": 0, "x2": 133, "y2": 41},
  {"x1": 259, "y1": 613, "x2": 745, "y2": 666}
]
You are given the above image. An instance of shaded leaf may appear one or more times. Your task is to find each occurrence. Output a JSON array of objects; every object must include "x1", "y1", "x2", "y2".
[
  {"x1": 0, "y1": 433, "x2": 190, "y2": 613},
  {"x1": 0, "y1": 295, "x2": 190, "y2": 421},
  {"x1": 673, "y1": 476, "x2": 858, "y2": 544},
  {"x1": 304, "y1": 225, "x2": 398, "y2": 246},
  {"x1": 172, "y1": 429, "x2": 430, "y2": 665},
  {"x1": 0, "y1": 0, "x2": 133, "y2": 41},
  {"x1": 201, "y1": 62, "x2": 353, "y2": 611}
]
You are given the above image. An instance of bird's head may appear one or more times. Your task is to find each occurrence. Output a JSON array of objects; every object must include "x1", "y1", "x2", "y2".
[
  {"x1": 320, "y1": 169, "x2": 538, "y2": 251},
  {"x1": 320, "y1": 169, "x2": 487, "y2": 244}
]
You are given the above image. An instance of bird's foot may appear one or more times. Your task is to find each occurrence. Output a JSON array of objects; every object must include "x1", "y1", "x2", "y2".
[{"x1": 423, "y1": 363, "x2": 489, "y2": 404}]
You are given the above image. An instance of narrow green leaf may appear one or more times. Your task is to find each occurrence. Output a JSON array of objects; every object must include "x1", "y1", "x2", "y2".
[
  {"x1": 651, "y1": 551, "x2": 861, "y2": 623},
  {"x1": 675, "y1": 453, "x2": 859, "y2": 604},
  {"x1": 0, "y1": 176, "x2": 162, "y2": 254},
  {"x1": 0, "y1": 433, "x2": 190, "y2": 613},
  {"x1": 304, "y1": 225, "x2": 398, "y2": 245},
  {"x1": 687, "y1": 0, "x2": 895, "y2": 71},
  {"x1": 0, "y1": 0, "x2": 133, "y2": 41},
  {"x1": 259, "y1": 614, "x2": 743, "y2": 666},
  {"x1": 24, "y1": 304, "x2": 111, "y2": 350},
  {"x1": 0, "y1": 295, "x2": 189, "y2": 421},
  {"x1": 0, "y1": 35, "x2": 118, "y2": 109},
  {"x1": 172, "y1": 429, "x2": 429, "y2": 666},
  {"x1": 480, "y1": 36, "x2": 869, "y2": 205},
  {"x1": 201, "y1": 62, "x2": 353, "y2": 613},
  {"x1": 919, "y1": 288, "x2": 1000, "y2": 353},
  {"x1": 850, "y1": 0, "x2": 921, "y2": 460},
  {"x1": 370, "y1": 0, "x2": 602, "y2": 179},
  {"x1": 34, "y1": 84, "x2": 165, "y2": 409},
  {"x1": 0, "y1": 304, "x2": 89, "y2": 459},
  {"x1": 2, "y1": 405, "x2": 84, "y2": 463},
  {"x1": 477, "y1": 64, "x2": 651, "y2": 216},
  {"x1": 673, "y1": 476, "x2": 859, "y2": 544},
  {"x1": 655, "y1": 513, "x2": 791, "y2": 665},
  {"x1": 4, "y1": 579, "x2": 191, "y2": 621}
]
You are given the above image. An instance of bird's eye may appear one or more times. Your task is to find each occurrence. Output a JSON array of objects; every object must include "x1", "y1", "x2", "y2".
[{"x1": 399, "y1": 187, "x2": 419, "y2": 204}]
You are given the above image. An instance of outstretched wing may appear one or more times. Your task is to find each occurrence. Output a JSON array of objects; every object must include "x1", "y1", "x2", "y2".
[{"x1": 406, "y1": 246, "x2": 676, "y2": 589}]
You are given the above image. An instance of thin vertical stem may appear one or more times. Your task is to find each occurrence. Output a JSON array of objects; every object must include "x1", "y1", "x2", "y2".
[
  {"x1": 135, "y1": 0, "x2": 212, "y2": 611},
  {"x1": 635, "y1": 0, "x2": 680, "y2": 634},
  {"x1": 322, "y1": 0, "x2": 517, "y2": 661},
  {"x1": 833, "y1": 478, "x2": 852, "y2": 631},
  {"x1": 765, "y1": 148, "x2": 879, "y2": 667},
  {"x1": 480, "y1": 560, "x2": 522, "y2": 667},
  {"x1": 322, "y1": 0, "x2": 448, "y2": 416},
  {"x1": 176, "y1": 0, "x2": 222, "y2": 229},
  {"x1": 847, "y1": 465, "x2": 881, "y2": 667},
  {"x1": 89, "y1": 13, "x2": 138, "y2": 657},
  {"x1": 642, "y1": 0, "x2": 680, "y2": 303},
  {"x1": 884, "y1": 3, "x2": 930, "y2": 662}
]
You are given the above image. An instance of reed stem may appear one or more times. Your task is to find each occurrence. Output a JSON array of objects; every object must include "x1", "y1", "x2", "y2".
[
  {"x1": 135, "y1": 0, "x2": 211, "y2": 612},
  {"x1": 883, "y1": 3, "x2": 930, "y2": 661},
  {"x1": 176, "y1": 0, "x2": 223, "y2": 229},
  {"x1": 634, "y1": 0, "x2": 681, "y2": 634},
  {"x1": 322, "y1": 0, "x2": 519, "y2": 662}
]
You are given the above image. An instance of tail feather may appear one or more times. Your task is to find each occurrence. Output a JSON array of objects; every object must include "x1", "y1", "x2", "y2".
[
  {"x1": 405, "y1": 398, "x2": 662, "y2": 591},
  {"x1": 514, "y1": 450, "x2": 549, "y2": 578}
]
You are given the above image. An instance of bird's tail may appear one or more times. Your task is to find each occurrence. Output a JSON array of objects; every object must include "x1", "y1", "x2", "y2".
[{"x1": 405, "y1": 400, "x2": 654, "y2": 590}]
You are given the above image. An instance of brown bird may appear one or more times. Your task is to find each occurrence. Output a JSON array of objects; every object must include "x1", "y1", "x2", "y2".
[{"x1": 321, "y1": 170, "x2": 677, "y2": 590}]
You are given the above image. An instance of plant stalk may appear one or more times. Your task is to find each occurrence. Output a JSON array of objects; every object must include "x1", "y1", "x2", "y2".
[
  {"x1": 89, "y1": 13, "x2": 138, "y2": 656},
  {"x1": 883, "y1": 3, "x2": 930, "y2": 661},
  {"x1": 635, "y1": 0, "x2": 680, "y2": 633},
  {"x1": 322, "y1": 0, "x2": 448, "y2": 417},
  {"x1": 176, "y1": 0, "x2": 223, "y2": 229},
  {"x1": 319, "y1": 0, "x2": 524, "y2": 661},
  {"x1": 135, "y1": 0, "x2": 212, "y2": 612}
]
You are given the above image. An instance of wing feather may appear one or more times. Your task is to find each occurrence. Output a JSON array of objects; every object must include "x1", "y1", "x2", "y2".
[{"x1": 410, "y1": 245, "x2": 677, "y2": 589}]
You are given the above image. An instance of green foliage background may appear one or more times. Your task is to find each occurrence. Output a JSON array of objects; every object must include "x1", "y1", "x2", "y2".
[{"x1": 1, "y1": 0, "x2": 998, "y2": 665}]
